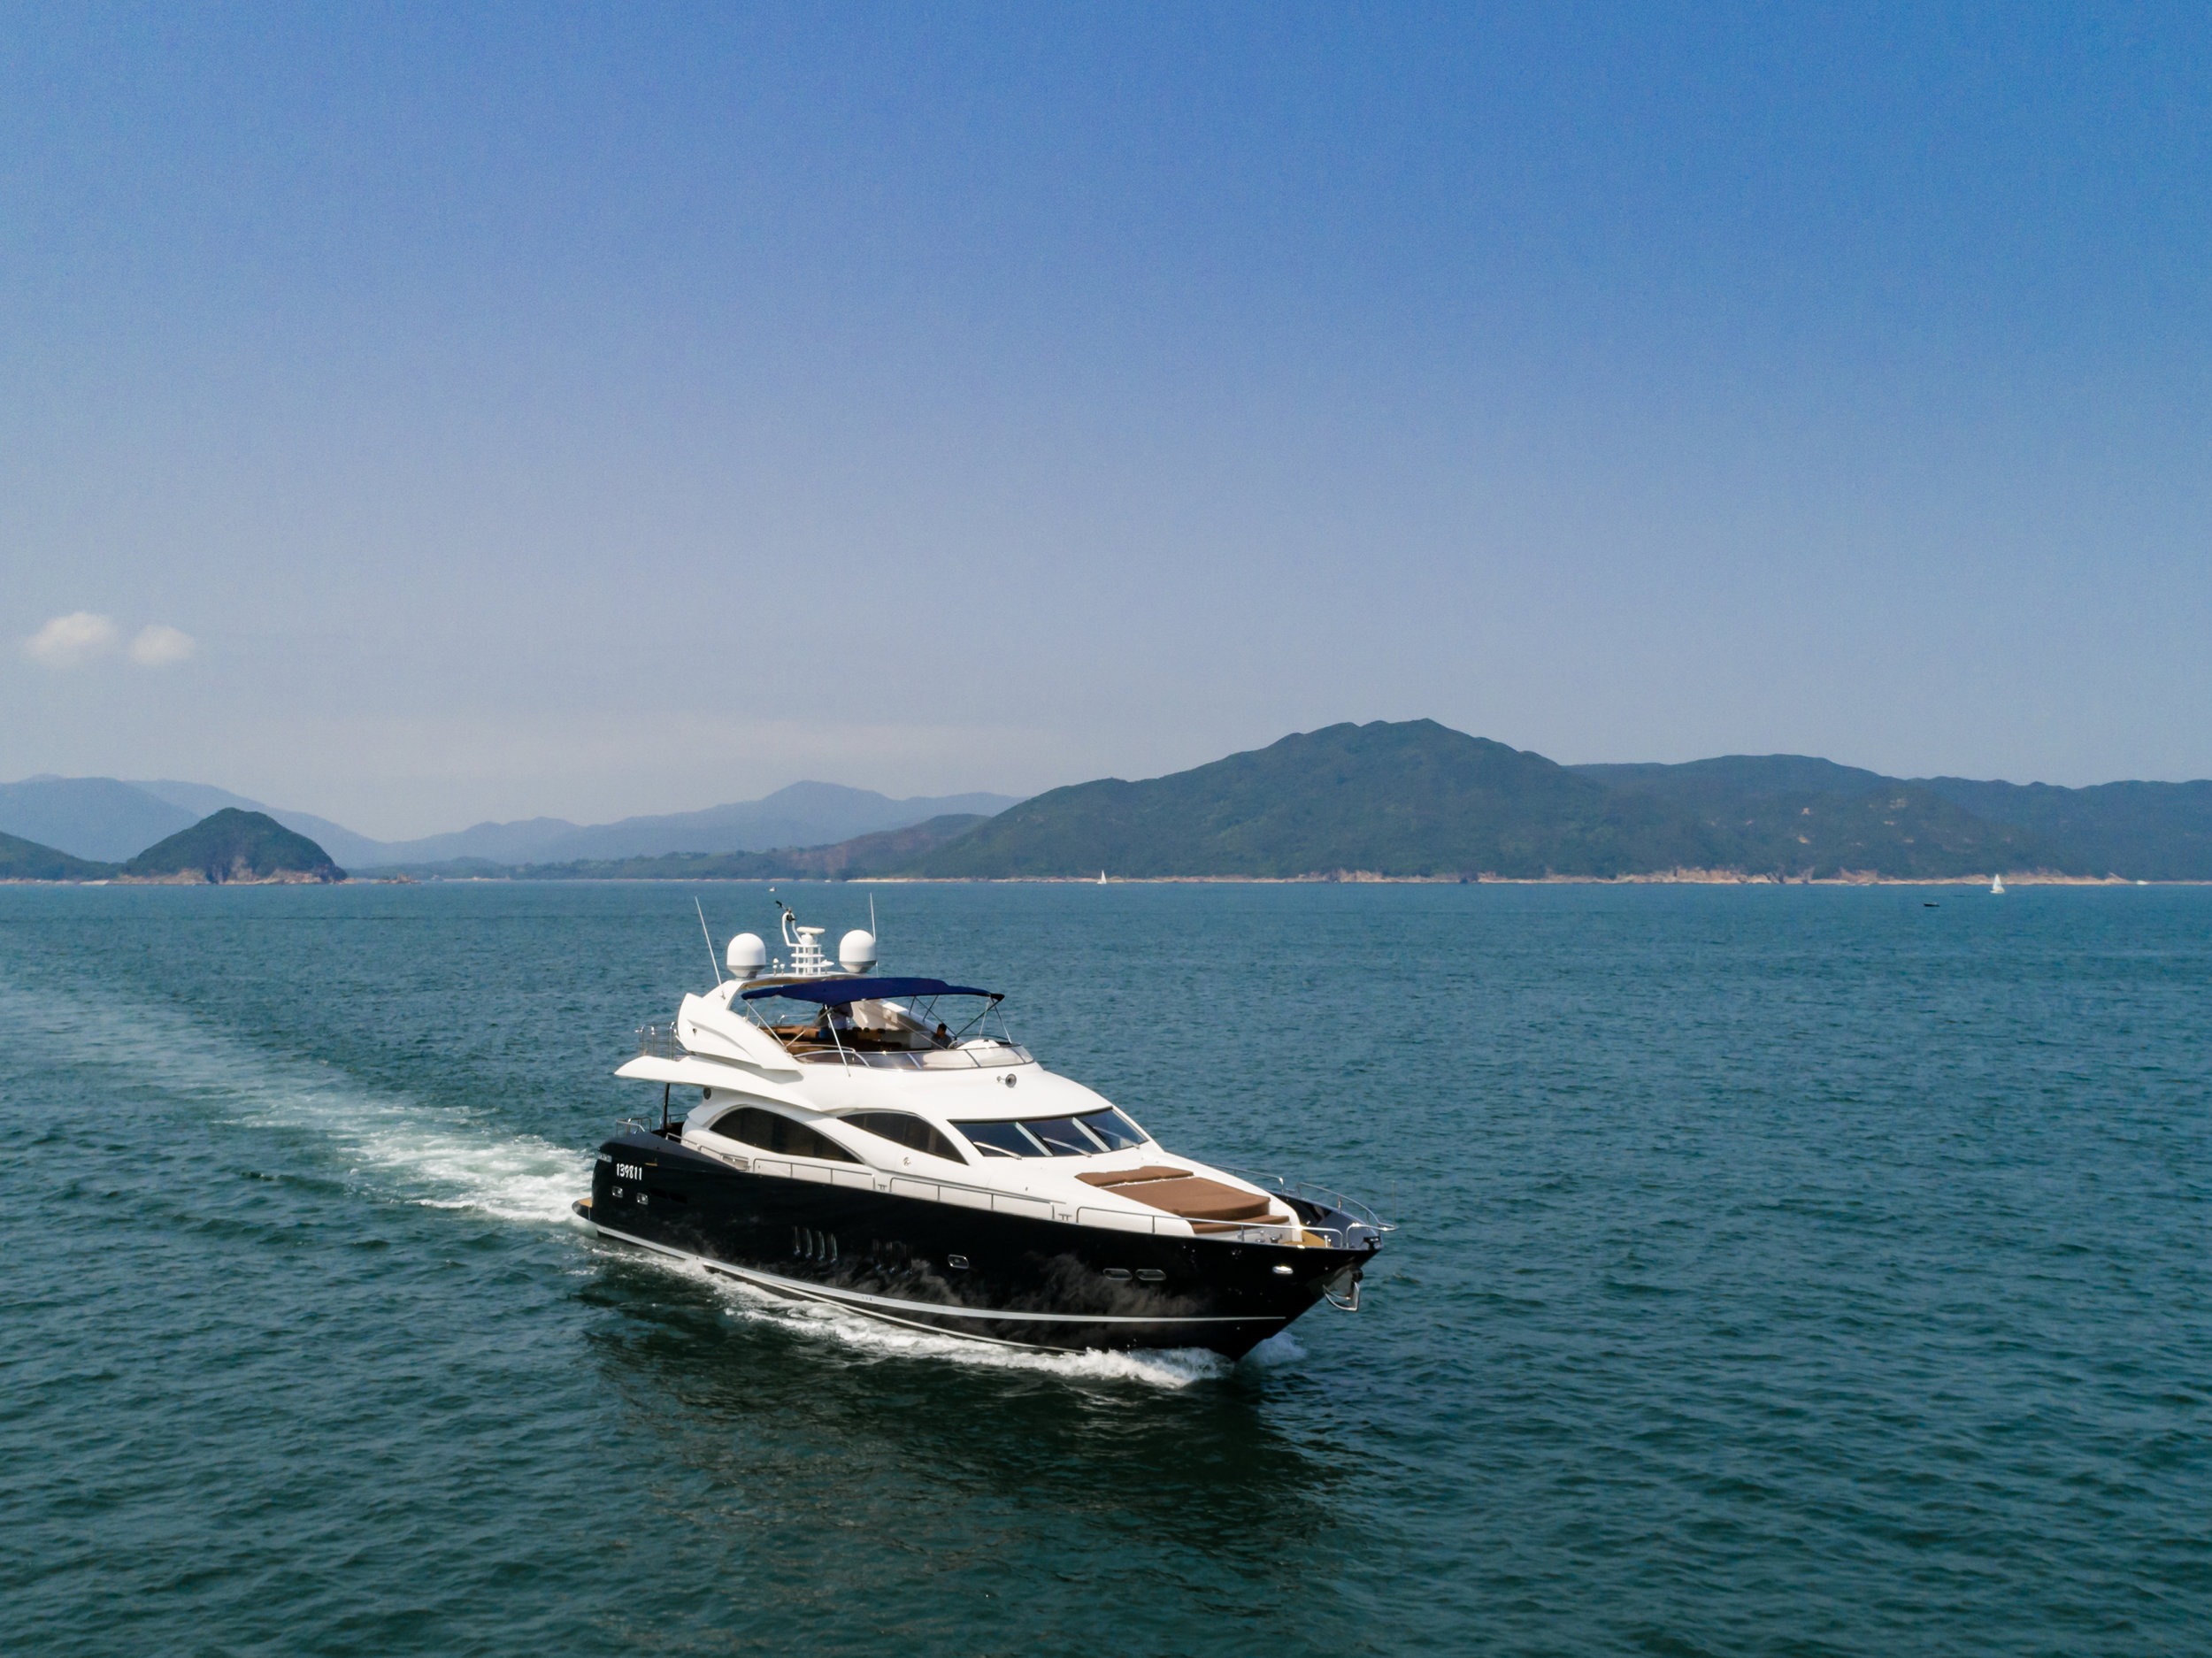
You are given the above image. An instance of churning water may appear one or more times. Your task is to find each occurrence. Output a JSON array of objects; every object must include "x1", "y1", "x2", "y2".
[{"x1": 2, "y1": 880, "x2": 2205, "y2": 1655}]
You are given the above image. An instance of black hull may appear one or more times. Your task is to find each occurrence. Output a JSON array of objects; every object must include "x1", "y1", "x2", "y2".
[{"x1": 582, "y1": 1132, "x2": 1373, "y2": 1359}]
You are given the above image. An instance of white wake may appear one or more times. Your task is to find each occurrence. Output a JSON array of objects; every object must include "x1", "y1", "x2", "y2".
[{"x1": 0, "y1": 978, "x2": 588, "y2": 1223}]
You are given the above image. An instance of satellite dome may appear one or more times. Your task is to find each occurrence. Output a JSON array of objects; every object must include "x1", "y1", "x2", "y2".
[
  {"x1": 838, "y1": 929, "x2": 878, "y2": 973},
  {"x1": 726, "y1": 933, "x2": 768, "y2": 979}
]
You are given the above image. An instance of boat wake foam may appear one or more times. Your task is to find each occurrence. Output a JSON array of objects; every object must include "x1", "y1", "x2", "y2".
[{"x1": 0, "y1": 978, "x2": 588, "y2": 1224}]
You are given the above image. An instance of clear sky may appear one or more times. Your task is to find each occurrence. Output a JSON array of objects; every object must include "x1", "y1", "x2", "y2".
[{"x1": 4, "y1": 4, "x2": 2207, "y2": 838}]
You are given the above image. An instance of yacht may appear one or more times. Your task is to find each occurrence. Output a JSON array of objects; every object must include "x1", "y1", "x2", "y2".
[{"x1": 574, "y1": 905, "x2": 1388, "y2": 1357}]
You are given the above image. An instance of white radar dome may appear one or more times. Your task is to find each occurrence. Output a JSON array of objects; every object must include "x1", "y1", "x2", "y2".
[
  {"x1": 726, "y1": 933, "x2": 768, "y2": 979},
  {"x1": 838, "y1": 929, "x2": 878, "y2": 973}
]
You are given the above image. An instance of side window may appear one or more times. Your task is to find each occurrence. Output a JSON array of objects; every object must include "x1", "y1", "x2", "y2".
[
  {"x1": 1022, "y1": 1117, "x2": 1102, "y2": 1156},
  {"x1": 1079, "y1": 1107, "x2": 1148, "y2": 1150},
  {"x1": 953, "y1": 1119, "x2": 1044, "y2": 1159},
  {"x1": 705, "y1": 1106, "x2": 862, "y2": 1164},
  {"x1": 843, "y1": 1112, "x2": 968, "y2": 1164}
]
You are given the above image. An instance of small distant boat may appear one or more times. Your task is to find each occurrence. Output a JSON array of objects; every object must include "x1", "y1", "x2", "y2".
[
  {"x1": 1099, "y1": 871, "x2": 1108, "y2": 885},
  {"x1": 1991, "y1": 874, "x2": 2006, "y2": 894}
]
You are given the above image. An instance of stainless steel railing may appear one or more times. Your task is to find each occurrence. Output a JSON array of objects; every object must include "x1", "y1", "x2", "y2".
[
  {"x1": 634, "y1": 1023, "x2": 1031, "y2": 1071},
  {"x1": 793, "y1": 1042, "x2": 1034, "y2": 1071},
  {"x1": 1222, "y1": 1167, "x2": 1395, "y2": 1239},
  {"x1": 635, "y1": 1024, "x2": 685, "y2": 1060}
]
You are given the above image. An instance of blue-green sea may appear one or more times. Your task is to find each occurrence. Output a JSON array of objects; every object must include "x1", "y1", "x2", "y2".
[{"x1": 2, "y1": 881, "x2": 2205, "y2": 1656}]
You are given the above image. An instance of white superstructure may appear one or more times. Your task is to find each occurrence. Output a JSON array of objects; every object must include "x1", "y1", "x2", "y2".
[{"x1": 615, "y1": 907, "x2": 1309, "y2": 1246}]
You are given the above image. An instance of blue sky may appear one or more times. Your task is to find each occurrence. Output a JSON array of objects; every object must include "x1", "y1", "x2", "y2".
[{"x1": 4, "y1": 4, "x2": 2207, "y2": 836}]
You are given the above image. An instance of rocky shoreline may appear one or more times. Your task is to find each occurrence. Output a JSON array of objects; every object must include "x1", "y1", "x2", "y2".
[{"x1": 111, "y1": 866, "x2": 342, "y2": 885}]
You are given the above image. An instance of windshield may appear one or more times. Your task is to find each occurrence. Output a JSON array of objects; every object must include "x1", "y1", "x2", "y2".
[
  {"x1": 746, "y1": 989, "x2": 1015, "y2": 1055},
  {"x1": 951, "y1": 1107, "x2": 1151, "y2": 1159}
]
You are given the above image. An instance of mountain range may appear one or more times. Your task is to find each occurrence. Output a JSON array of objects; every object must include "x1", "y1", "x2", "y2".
[
  {"x1": 8, "y1": 723, "x2": 2211, "y2": 883},
  {"x1": 0, "y1": 777, "x2": 1025, "y2": 868},
  {"x1": 905, "y1": 722, "x2": 2211, "y2": 881}
]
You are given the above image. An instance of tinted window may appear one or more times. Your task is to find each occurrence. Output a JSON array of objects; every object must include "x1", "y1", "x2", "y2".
[
  {"x1": 954, "y1": 1119, "x2": 1043, "y2": 1159},
  {"x1": 704, "y1": 1106, "x2": 861, "y2": 1163},
  {"x1": 842, "y1": 1111, "x2": 967, "y2": 1164},
  {"x1": 1024, "y1": 1116, "x2": 1102, "y2": 1156},
  {"x1": 1080, "y1": 1107, "x2": 1148, "y2": 1150}
]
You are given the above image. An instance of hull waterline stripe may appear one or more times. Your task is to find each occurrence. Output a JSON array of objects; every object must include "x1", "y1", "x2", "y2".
[{"x1": 586, "y1": 1218, "x2": 1276, "y2": 1330}]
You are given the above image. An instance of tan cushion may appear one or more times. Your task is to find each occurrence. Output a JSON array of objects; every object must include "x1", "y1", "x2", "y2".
[{"x1": 1102, "y1": 1176, "x2": 1274, "y2": 1222}]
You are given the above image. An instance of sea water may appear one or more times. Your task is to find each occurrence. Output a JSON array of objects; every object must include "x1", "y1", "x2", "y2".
[{"x1": 1, "y1": 881, "x2": 2204, "y2": 1656}]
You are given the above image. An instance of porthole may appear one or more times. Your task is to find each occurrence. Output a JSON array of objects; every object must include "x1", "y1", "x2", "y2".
[
  {"x1": 1102, "y1": 1267, "x2": 1131, "y2": 1281},
  {"x1": 946, "y1": 1254, "x2": 970, "y2": 1270},
  {"x1": 1135, "y1": 1268, "x2": 1165, "y2": 1284}
]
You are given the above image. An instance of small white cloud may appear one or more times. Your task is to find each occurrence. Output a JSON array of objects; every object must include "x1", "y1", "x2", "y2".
[
  {"x1": 128, "y1": 623, "x2": 197, "y2": 667},
  {"x1": 24, "y1": 611, "x2": 119, "y2": 668}
]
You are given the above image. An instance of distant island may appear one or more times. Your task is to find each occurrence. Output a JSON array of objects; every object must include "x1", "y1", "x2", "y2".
[
  {"x1": 117, "y1": 809, "x2": 346, "y2": 884},
  {"x1": 0, "y1": 829, "x2": 116, "y2": 882},
  {"x1": 7, "y1": 725, "x2": 2210, "y2": 884}
]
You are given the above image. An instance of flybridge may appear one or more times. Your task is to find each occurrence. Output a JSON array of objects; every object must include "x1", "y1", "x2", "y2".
[{"x1": 682, "y1": 898, "x2": 1026, "y2": 1070}]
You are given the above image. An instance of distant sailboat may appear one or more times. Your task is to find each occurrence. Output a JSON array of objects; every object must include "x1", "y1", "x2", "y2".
[
  {"x1": 1991, "y1": 873, "x2": 2005, "y2": 894},
  {"x1": 1099, "y1": 871, "x2": 1108, "y2": 885}
]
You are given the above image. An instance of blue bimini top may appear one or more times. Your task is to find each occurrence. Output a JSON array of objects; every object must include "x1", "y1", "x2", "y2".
[{"x1": 739, "y1": 976, "x2": 1001, "y2": 1005}]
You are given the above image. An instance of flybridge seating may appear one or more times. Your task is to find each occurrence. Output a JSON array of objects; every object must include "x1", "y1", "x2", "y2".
[{"x1": 736, "y1": 975, "x2": 1035, "y2": 1070}]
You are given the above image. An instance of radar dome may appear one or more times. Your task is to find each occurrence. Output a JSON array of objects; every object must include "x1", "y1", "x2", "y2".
[
  {"x1": 726, "y1": 933, "x2": 768, "y2": 978},
  {"x1": 838, "y1": 929, "x2": 878, "y2": 973}
]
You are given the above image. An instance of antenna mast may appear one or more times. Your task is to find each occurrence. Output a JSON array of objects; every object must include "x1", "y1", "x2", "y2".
[{"x1": 695, "y1": 898, "x2": 723, "y2": 986}]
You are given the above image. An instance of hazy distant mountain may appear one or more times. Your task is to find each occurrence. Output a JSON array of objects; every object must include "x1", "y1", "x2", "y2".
[
  {"x1": 379, "y1": 813, "x2": 989, "y2": 881},
  {"x1": 0, "y1": 777, "x2": 196, "y2": 862},
  {"x1": 356, "y1": 816, "x2": 587, "y2": 867},
  {"x1": 2, "y1": 775, "x2": 1024, "y2": 869},
  {"x1": 354, "y1": 781, "x2": 1024, "y2": 867}
]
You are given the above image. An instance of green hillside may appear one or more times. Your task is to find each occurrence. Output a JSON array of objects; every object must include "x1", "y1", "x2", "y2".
[
  {"x1": 907, "y1": 723, "x2": 2131, "y2": 880},
  {"x1": 1714, "y1": 784, "x2": 2079, "y2": 879},
  {"x1": 1915, "y1": 777, "x2": 2212, "y2": 881},
  {"x1": 0, "y1": 830, "x2": 117, "y2": 881},
  {"x1": 1571, "y1": 755, "x2": 1893, "y2": 804},
  {"x1": 915, "y1": 722, "x2": 1731, "y2": 879},
  {"x1": 119, "y1": 810, "x2": 346, "y2": 884}
]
